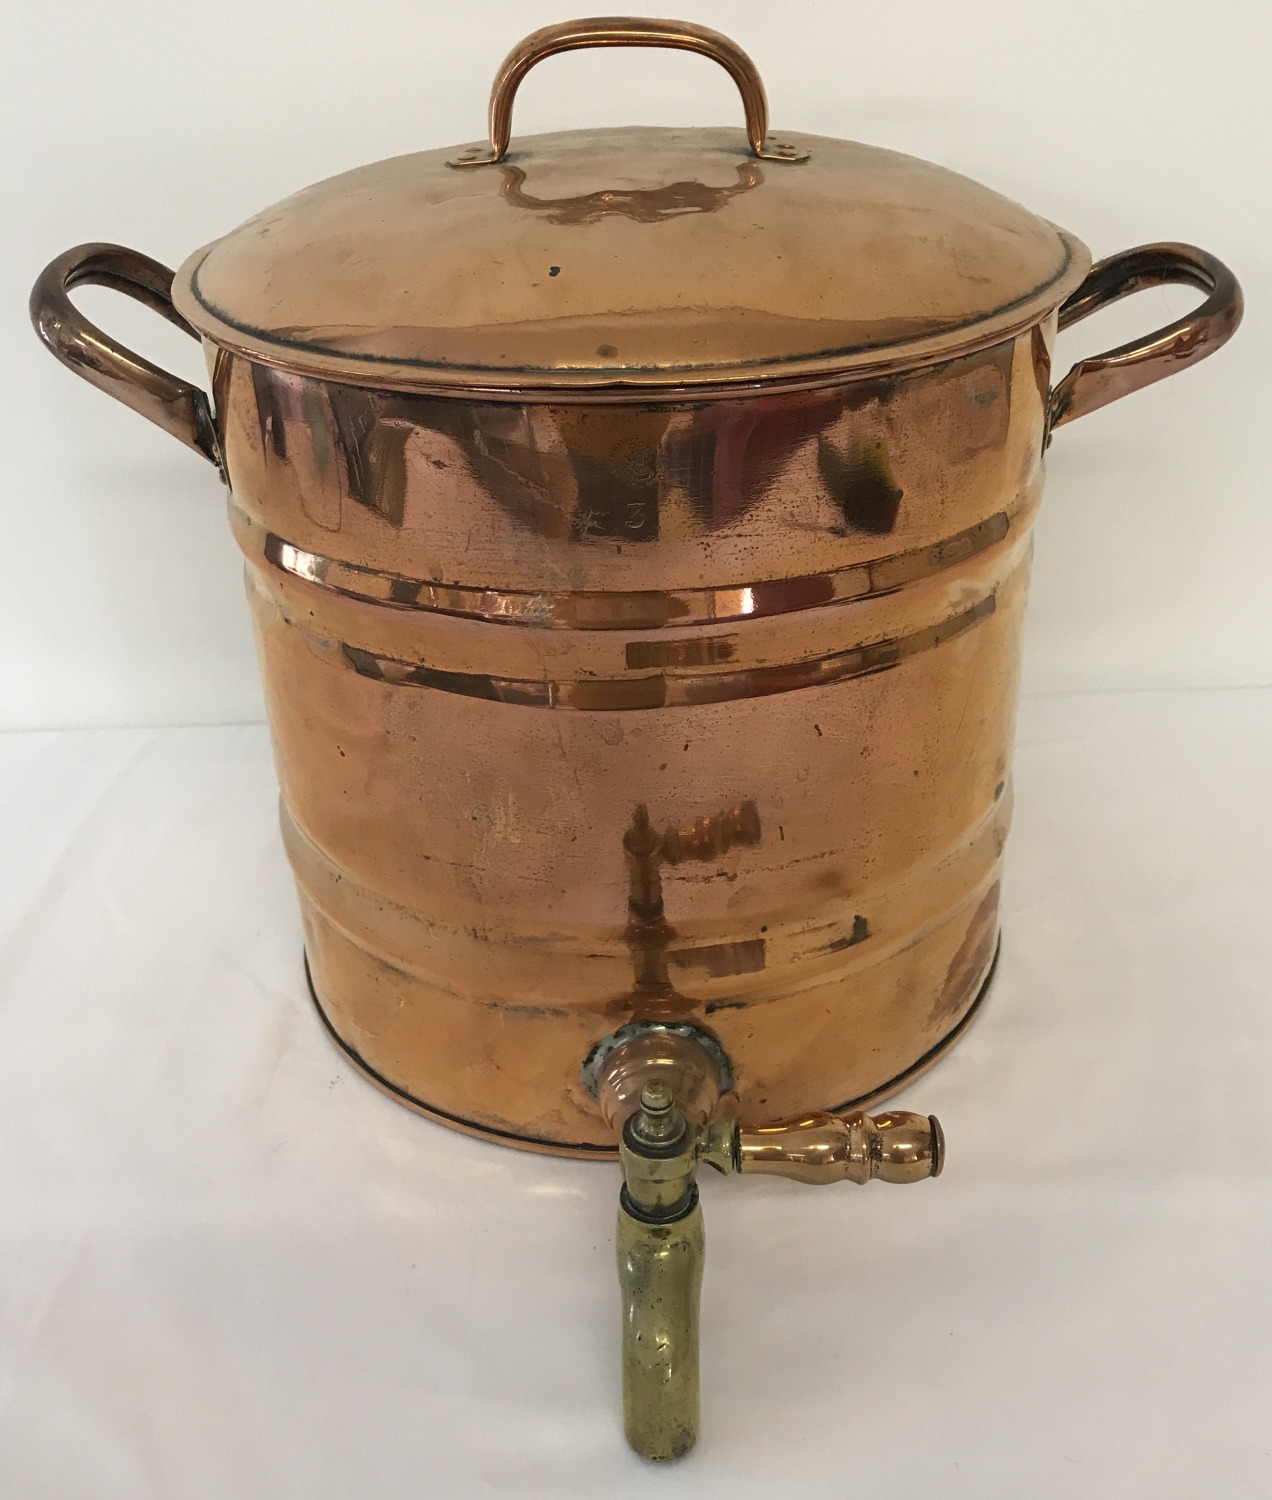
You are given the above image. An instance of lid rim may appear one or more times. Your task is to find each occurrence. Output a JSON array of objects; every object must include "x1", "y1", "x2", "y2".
[{"x1": 174, "y1": 230, "x2": 1090, "y2": 400}]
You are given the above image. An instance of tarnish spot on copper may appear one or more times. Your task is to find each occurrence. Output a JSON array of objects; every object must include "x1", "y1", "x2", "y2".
[{"x1": 825, "y1": 913, "x2": 870, "y2": 953}]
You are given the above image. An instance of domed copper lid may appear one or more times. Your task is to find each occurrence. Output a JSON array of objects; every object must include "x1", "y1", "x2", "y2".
[{"x1": 171, "y1": 17, "x2": 1091, "y2": 397}]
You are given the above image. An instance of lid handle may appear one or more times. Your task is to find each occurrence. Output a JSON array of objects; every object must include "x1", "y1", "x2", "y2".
[{"x1": 448, "y1": 16, "x2": 808, "y2": 168}]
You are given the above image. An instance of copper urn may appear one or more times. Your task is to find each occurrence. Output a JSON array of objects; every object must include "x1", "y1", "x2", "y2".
[{"x1": 31, "y1": 16, "x2": 1243, "y2": 1461}]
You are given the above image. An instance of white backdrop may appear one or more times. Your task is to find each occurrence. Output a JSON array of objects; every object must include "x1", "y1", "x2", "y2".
[
  {"x1": 6, "y1": 0, "x2": 1270, "y2": 728},
  {"x1": 6, "y1": 7, "x2": 1272, "y2": 1497}
]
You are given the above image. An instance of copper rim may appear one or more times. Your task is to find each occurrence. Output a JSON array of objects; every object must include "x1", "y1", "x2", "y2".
[{"x1": 173, "y1": 244, "x2": 1089, "y2": 403}]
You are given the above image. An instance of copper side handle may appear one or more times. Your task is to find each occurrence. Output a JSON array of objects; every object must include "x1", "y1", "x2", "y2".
[
  {"x1": 1048, "y1": 242, "x2": 1243, "y2": 437},
  {"x1": 448, "y1": 15, "x2": 808, "y2": 167},
  {"x1": 30, "y1": 243, "x2": 220, "y2": 468}
]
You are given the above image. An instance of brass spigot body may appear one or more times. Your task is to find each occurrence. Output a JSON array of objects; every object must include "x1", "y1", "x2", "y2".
[
  {"x1": 616, "y1": 1083, "x2": 704, "y2": 1462},
  {"x1": 607, "y1": 1041, "x2": 943, "y2": 1462}
]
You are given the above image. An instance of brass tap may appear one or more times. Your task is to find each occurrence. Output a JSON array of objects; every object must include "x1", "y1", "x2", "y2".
[
  {"x1": 616, "y1": 1083, "x2": 704, "y2": 1462},
  {"x1": 699, "y1": 1107, "x2": 944, "y2": 1185},
  {"x1": 604, "y1": 1036, "x2": 943, "y2": 1462}
]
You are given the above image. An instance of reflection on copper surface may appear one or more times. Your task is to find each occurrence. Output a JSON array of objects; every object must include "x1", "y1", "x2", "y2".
[
  {"x1": 457, "y1": 391, "x2": 844, "y2": 543},
  {"x1": 250, "y1": 360, "x2": 288, "y2": 460},
  {"x1": 331, "y1": 595, "x2": 995, "y2": 710},
  {"x1": 625, "y1": 635, "x2": 739, "y2": 670},
  {"x1": 260, "y1": 510, "x2": 1011, "y2": 629},
  {"x1": 817, "y1": 431, "x2": 904, "y2": 535},
  {"x1": 662, "y1": 801, "x2": 761, "y2": 863},
  {"x1": 499, "y1": 159, "x2": 764, "y2": 224},
  {"x1": 664, "y1": 395, "x2": 834, "y2": 532},
  {"x1": 329, "y1": 387, "x2": 410, "y2": 526},
  {"x1": 623, "y1": 804, "x2": 674, "y2": 998},
  {"x1": 236, "y1": 348, "x2": 1040, "y2": 561},
  {"x1": 934, "y1": 881, "x2": 1001, "y2": 1025},
  {"x1": 622, "y1": 801, "x2": 763, "y2": 1004}
]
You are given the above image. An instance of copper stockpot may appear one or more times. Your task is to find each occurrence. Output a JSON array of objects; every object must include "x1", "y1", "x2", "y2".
[{"x1": 32, "y1": 16, "x2": 1243, "y2": 1460}]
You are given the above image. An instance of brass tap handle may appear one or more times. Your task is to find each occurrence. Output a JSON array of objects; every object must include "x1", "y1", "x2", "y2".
[
  {"x1": 702, "y1": 1108, "x2": 944, "y2": 1185},
  {"x1": 447, "y1": 16, "x2": 809, "y2": 167}
]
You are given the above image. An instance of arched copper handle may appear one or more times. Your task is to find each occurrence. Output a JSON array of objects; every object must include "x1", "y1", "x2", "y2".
[
  {"x1": 447, "y1": 15, "x2": 807, "y2": 168},
  {"x1": 1048, "y1": 242, "x2": 1242, "y2": 438},
  {"x1": 30, "y1": 242, "x2": 220, "y2": 468}
]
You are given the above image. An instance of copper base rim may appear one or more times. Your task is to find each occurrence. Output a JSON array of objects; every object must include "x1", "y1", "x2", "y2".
[{"x1": 303, "y1": 938, "x2": 1001, "y2": 1160}]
